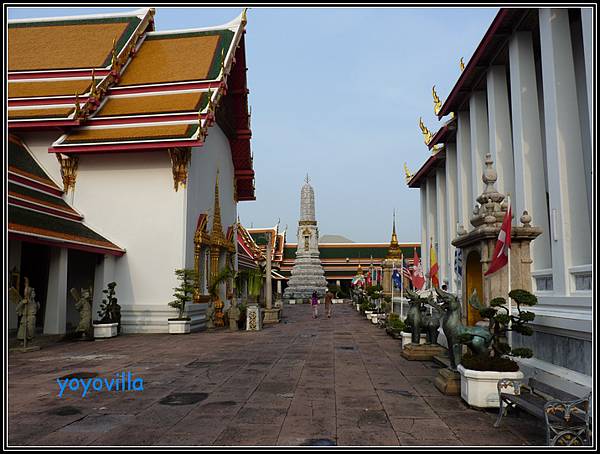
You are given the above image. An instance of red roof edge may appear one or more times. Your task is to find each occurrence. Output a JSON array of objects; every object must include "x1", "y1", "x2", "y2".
[
  {"x1": 438, "y1": 8, "x2": 511, "y2": 118},
  {"x1": 407, "y1": 149, "x2": 446, "y2": 189}
]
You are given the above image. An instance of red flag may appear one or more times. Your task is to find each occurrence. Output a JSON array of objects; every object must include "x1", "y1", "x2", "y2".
[
  {"x1": 485, "y1": 203, "x2": 512, "y2": 276},
  {"x1": 412, "y1": 248, "x2": 425, "y2": 290}
]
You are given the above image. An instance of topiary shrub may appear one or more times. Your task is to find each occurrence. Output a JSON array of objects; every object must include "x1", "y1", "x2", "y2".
[{"x1": 459, "y1": 288, "x2": 537, "y2": 371}]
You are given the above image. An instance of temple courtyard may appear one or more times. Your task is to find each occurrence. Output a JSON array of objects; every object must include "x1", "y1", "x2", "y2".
[{"x1": 8, "y1": 303, "x2": 547, "y2": 447}]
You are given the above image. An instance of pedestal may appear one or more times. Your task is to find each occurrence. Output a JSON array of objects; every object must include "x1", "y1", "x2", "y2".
[
  {"x1": 434, "y1": 368, "x2": 461, "y2": 395},
  {"x1": 400, "y1": 343, "x2": 445, "y2": 361},
  {"x1": 246, "y1": 305, "x2": 262, "y2": 331},
  {"x1": 263, "y1": 308, "x2": 281, "y2": 325}
]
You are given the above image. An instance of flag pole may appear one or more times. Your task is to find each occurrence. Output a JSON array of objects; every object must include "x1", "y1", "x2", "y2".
[
  {"x1": 507, "y1": 194, "x2": 513, "y2": 348},
  {"x1": 400, "y1": 253, "x2": 404, "y2": 319}
]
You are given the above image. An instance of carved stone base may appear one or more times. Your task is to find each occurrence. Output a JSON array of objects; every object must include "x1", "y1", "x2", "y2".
[
  {"x1": 400, "y1": 343, "x2": 445, "y2": 361},
  {"x1": 263, "y1": 308, "x2": 281, "y2": 325},
  {"x1": 434, "y1": 367, "x2": 461, "y2": 395}
]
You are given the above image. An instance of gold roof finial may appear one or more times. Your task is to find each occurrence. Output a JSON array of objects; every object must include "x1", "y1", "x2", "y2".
[
  {"x1": 418, "y1": 117, "x2": 433, "y2": 145},
  {"x1": 220, "y1": 48, "x2": 226, "y2": 76},
  {"x1": 241, "y1": 7, "x2": 248, "y2": 24},
  {"x1": 89, "y1": 69, "x2": 97, "y2": 98},
  {"x1": 460, "y1": 57, "x2": 465, "y2": 72},
  {"x1": 387, "y1": 210, "x2": 402, "y2": 259},
  {"x1": 432, "y1": 85, "x2": 442, "y2": 115},
  {"x1": 404, "y1": 162, "x2": 413, "y2": 183},
  {"x1": 74, "y1": 92, "x2": 81, "y2": 118}
]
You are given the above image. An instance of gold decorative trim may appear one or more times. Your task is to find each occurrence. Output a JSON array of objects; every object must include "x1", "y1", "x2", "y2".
[
  {"x1": 432, "y1": 85, "x2": 442, "y2": 116},
  {"x1": 404, "y1": 163, "x2": 413, "y2": 183},
  {"x1": 460, "y1": 57, "x2": 465, "y2": 72},
  {"x1": 418, "y1": 117, "x2": 433, "y2": 146},
  {"x1": 169, "y1": 147, "x2": 191, "y2": 191},
  {"x1": 55, "y1": 153, "x2": 79, "y2": 194}
]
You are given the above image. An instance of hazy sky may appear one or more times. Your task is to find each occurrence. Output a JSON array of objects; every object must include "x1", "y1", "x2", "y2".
[{"x1": 8, "y1": 6, "x2": 498, "y2": 243}]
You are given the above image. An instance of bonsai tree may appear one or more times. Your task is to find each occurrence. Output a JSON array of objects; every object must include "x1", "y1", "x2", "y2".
[
  {"x1": 97, "y1": 282, "x2": 121, "y2": 331},
  {"x1": 169, "y1": 269, "x2": 197, "y2": 320},
  {"x1": 458, "y1": 289, "x2": 537, "y2": 372}
]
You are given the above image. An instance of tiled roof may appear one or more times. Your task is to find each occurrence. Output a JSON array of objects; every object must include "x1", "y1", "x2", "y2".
[
  {"x1": 8, "y1": 8, "x2": 255, "y2": 200},
  {"x1": 8, "y1": 136, "x2": 124, "y2": 255}
]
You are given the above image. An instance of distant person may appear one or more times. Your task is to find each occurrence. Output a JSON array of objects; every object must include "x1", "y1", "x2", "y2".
[
  {"x1": 311, "y1": 291, "x2": 319, "y2": 319},
  {"x1": 324, "y1": 290, "x2": 334, "y2": 318}
]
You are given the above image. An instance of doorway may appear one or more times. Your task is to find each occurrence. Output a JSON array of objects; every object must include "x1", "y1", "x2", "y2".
[
  {"x1": 465, "y1": 250, "x2": 483, "y2": 326},
  {"x1": 19, "y1": 242, "x2": 51, "y2": 331}
]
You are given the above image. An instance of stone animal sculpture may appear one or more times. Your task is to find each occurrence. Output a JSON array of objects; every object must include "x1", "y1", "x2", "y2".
[
  {"x1": 405, "y1": 290, "x2": 443, "y2": 344},
  {"x1": 426, "y1": 287, "x2": 493, "y2": 370},
  {"x1": 404, "y1": 290, "x2": 424, "y2": 344}
]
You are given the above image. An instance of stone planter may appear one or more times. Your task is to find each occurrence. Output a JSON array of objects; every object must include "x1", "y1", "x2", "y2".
[
  {"x1": 457, "y1": 364, "x2": 524, "y2": 408},
  {"x1": 168, "y1": 319, "x2": 191, "y2": 334},
  {"x1": 371, "y1": 314, "x2": 380, "y2": 324},
  {"x1": 401, "y1": 332, "x2": 426, "y2": 346},
  {"x1": 93, "y1": 322, "x2": 118, "y2": 338},
  {"x1": 365, "y1": 310, "x2": 373, "y2": 319}
]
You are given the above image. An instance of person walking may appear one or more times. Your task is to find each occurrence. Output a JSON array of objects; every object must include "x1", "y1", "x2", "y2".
[
  {"x1": 311, "y1": 291, "x2": 319, "y2": 319},
  {"x1": 324, "y1": 289, "x2": 334, "y2": 318}
]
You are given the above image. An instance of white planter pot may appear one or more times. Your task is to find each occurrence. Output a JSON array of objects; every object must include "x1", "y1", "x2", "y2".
[
  {"x1": 401, "y1": 332, "x2": 426, "y2": 346},
  {"x1": 371, "y1": 314, "x2": 380, "y2": 324},
  {"x1": 457, "y1": 364, "x2": 524, "y2": 408},
  {"x1": 356, "y1": 304, "x2": 360, "y2": 312},
  {"x1": 168, "y1": 319, "x2": 191, "y2": 334},
  {"x1": 93, "y1": 322, "x2": 118, "y2": 338}
]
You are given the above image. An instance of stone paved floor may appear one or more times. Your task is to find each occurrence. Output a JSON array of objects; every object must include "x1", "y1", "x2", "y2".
[{"x1": 8, "y1": 303, "x2": 547, "y2": 447}]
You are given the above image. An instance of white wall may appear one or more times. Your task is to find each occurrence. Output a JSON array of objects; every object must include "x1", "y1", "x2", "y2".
[
  {"x1": 68, "y1": 151, "x2": 186, "y2": 310},
  {"x1": 18, "y1": 131, "x2": 65, "y2": 189}
]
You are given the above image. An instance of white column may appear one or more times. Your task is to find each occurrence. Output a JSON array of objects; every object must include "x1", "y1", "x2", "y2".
[
  {"x1": 487, "y1": 65, "x2": 515, "y2": 198},
  {"x1": 420, "y1": 184, "x2": 428, "y2": 271},
  {"x1": 445, "y1": 143, "x2": 458, "y2": 291},
  {"x1": 456, "y1": 112, "x2": 472, "y2": 231},
  {"x1": 426, "y1": 175, "x2": 437, "y2": 283},
  {"x1": 539, "y1": 8, "x2": 591, "y2": 295},
  {"x1": 435, "y1": 167, "x2": 447, "y2": 287},
  {"x1": 469, "y1": 92, "x2": 489, "y2": 200},
  {"x1": 44, "y1": 247, "x2": 68, "y2": 334},
  {"x1": 509, "y1": 31, "x2": 552, "y2": 272},
  {"x1": 93, "y1": 255, "x2": 116, "y2": 321},
  {"x1": 580, "y1": 8, "x2": 593, "y2": 153},
  {"x1": 277, "y1": 280, "x2": 282, "y2": 296}
]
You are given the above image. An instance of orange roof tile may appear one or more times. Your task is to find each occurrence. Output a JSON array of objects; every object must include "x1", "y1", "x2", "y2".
[
  {"x1": 62, "y1": 123, "x2": 198, "y2": 144},
  {"x1": 96, "y1": 91, "x2": 206, "y2": 117},
  {"x1": 8, "y1": 79, "x2": 92, "y2": 99},
  {"x1": 118, "y1": 32, "x2": 230, "y2": 86},
  {"x1": 8, "y1": 20, "x2": 136, "y2": 71},
  {"x1": 9, "y1": 106, "x2": 74, "y2": 120}
]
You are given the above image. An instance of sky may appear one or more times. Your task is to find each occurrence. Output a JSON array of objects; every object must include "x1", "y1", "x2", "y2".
[{"x1": 8, "y1": 6, "x2": 499, "y2": 243}]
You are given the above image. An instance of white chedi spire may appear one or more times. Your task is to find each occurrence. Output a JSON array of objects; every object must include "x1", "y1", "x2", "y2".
[{"x1": 300, "y1": 174, "x2": 316, "y2": 222}]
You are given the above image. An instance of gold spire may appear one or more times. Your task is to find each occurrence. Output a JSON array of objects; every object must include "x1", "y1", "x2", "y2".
[
  {"x1": 460, "y1": 57, "x2": 465, "y2": 72},
  {"x1": 387, "y1": 210, "x2": 402, "y2": 260},
  {"x1": 241, "y1": 7, "x2": 248, "y2": 24},
  {"x1": 404, "y1": 162, "x2": 413, "y2": 183},
  {"x1": 432, "y1": 85, "x2": 442, "y2": 115},
  {"x1": 419, "y1": 117, "x2": 433, "y2": 145},
  {"x1": 211, "y1": 169, "x2": 226, "y2": 245}
]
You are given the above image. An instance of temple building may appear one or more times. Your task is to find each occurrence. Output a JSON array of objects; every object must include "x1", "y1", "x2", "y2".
[
  {"x1": 407, "y1": 8, "x2": 592, "y2": 394},
  {"x1": 8, "y1": 8, "x2": 255, "y2": 334}
]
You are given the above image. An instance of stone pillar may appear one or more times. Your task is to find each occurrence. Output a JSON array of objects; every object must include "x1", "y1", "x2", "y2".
[
  {"x1": 93, "y1": 255, "x2": 116, "y2": 322},
  {"x1": 265, "y1": 233, "x2": 272, "y2": 310},
  {"x1": 426, "y1": 176, "x2": 437, "y2": 282},
  {"x1": 8, "y1": 240, "x2": 22, "y2": 330},
  {"x1": 581, "y1": 8, "x2": 593, "y2": 154},
  {"x1": 420, "y1": 184, "x2": 428, "y2": 270},
  {"x1": 44, "y1": 247, "x2": 68, "y2": 334},
  {"x1": 487, "y1": 65, "x2": 515, "y2": 198},
  {"x1": 435, "y1": 167, "x2": 447, "y2": 286},
  {"x1": 456, "y1": 112, "x2": 472, "y2": 231},
  {"x1": 469, "y1": 92, "x2": 489, "y2": 200},
  {"x1": 539, "y1": 8, "x2": 591, "y2": 295},
  {"x1": 445, "y1": 143, "x2": 458, "y2": 292},
  {"x1": 508, "y1": 31, "x2": 551, "y2": 272}
]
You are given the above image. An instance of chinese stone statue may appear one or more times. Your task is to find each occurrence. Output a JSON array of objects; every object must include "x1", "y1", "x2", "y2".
[{"x1": 70, "y1": 287, "x2": 93, "y2": 339}]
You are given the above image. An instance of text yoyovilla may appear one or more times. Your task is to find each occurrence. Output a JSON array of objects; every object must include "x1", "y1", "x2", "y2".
[{"x1": 57, "y1": 372, "x2": 143, "y2": 398}]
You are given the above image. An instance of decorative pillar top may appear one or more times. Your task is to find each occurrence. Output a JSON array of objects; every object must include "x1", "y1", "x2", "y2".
[
  {"x1": 470, "y1": 153, "x2": 507, "y2": 228},
  {"x1": 300, "y1": 177, "x2": 316, "y2": 222}
]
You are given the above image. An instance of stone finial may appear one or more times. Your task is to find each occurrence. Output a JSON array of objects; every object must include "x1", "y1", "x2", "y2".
[{"x1": 520, "y1": 210, "x2": 532, "y2": 227}]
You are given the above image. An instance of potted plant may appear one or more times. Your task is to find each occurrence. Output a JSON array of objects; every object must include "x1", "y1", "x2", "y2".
[
  {"x1": 385, "y1": 313, "x2": 405, "y2": 339},
  {"x1": 168, "y1": 269, "x2": 197, "y2": 334},
  {"x1": 93, "y1": 282, "x2": 120, "y2": 338},
  {"x1": 457, "y1": 289, "x2": 537, "y2": 408}
]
